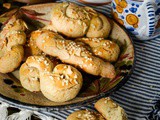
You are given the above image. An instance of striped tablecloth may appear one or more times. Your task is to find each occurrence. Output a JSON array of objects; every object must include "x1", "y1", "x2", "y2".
[{"x1": 0, "y1": 0, "x2": 160, "y2": 120}]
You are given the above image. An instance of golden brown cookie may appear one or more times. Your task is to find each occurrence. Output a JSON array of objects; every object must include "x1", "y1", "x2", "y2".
[
  {"x1": 0, "y1": 18, "x2": 27, "y2": 73},
  {"x1": 67, "y1": 110, "x2": 105, "y2": 120},
  {"x1": 40, "y1": 64, "x2": 83, "y2": 102},
  {"x1": 95, "y1": 97, "x2": 128, "y2": 120},
  {"x1": 76, "y1": 38, "x2": 120, "y2": 62},
  {"x1": 50, "y1": 2, "x2": 111, "y2": 38},
  {"x1": 35, "y1": 29, "x2": 116, "y2": 79}
]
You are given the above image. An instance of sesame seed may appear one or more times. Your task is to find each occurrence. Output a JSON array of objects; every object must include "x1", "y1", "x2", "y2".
[
  {"x1": 105, "y1": 97, "x2": 110, "y2": 100},
  {"x1": 106, "y1": 42, "x2": 109, "y2": 45},
  {"x1": 29, "y1": 69, "x2": 33, "y2": 72},
  {"x1": 103, "y1": 43, "x2": 106, "y2": 46},
  {"x1": 49, "y1": 76, "x2": 54, "y2": 80},
  {"x1": 77, "y1": 20, "x2": 81, "y2": 25},
  {"x1": 113, "y1": 103, "x2": 117, "y2": 107},
  {"x1": 74, "y1": 79, "x2": 78, "y2": 84},
  {"x1": 98, "y1": 52, "x2": 102, "y2": 55},
  {"x1": 64, "y1": 65, "x2": 67, "y2": 69},
  {"x1": 66, "y1": 74, "x2": 70, "y2": 79},
  {"x1": 74, "y1": 74, "x2": 77, "y2": 78},
  {"x1": 62, "y1": 81, "x2": 65, "y2": 86},
  {"x1": 60, "y1": 75, "x2": 64, "y2": 79},
  {"x1": 91, "y1": 24, "x2": 95, "y2": 28},
  {"x1": 54, "y1": 67, "x2": 58, "y2": 72},
  {"x1": 77, "y1": 113, "x2": 82, "y2": 117},
  {"x1": 30, "y1": 77, "x2": 38, "y2": 81},
  {"x1": 57, "y1": 77, "x2": 60, "y2": 80}
]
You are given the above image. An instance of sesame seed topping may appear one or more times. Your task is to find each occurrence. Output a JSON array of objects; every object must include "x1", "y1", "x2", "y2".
[
  {"x1": 98, "y1": 52, "x2": 102, "y2": 55},
  {"x1": 89, "y1": 63, "x2": 93, "y2": 66},
  {"x1": 30, "y1": 77, "x2": 38, "y2": 81},
  {"x1": 74, "y1": 79, "x2": 78, "y2": 84},
  {"x1": 113, "y1": 103, "x2": 117, "y2": 107},
  {"x1": 74, "y1": 74, "x2": 77, "y2": 79},
  {"x1": 29, "y1": 69, "x2": 33, "y2": 72},
  {"x1": 77, "y1": 113, "x2": 82, "y2": 117},
  {"x1": 60, "y1": 75, "x2": 64, "y2": 79},
  {"x1": 91, "y1": 24, "x2": 95, "y2": 28},
  {"x1": 49, "y1": 76, "x2": 54, "y2": 80},
  {"x1": 66, "y1": 74, "x2": 70, "y2": 79},
  {"x1": 54, "y1": 67, "x2": 58, "y2": 72}
]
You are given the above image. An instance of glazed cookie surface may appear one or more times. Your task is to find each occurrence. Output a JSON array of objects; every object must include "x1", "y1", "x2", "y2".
[
  {"x1": 20, "y1": 56, "x2": 55, "y2": 92},
  {"x1": 95, "y1": 97, "x2": 128, "y2": 120},
  {"x1": 40, "y1": 64, "x2": 83, "y2": 102},
  {"x1": 35, "y1": 29, "x2": 116, "y2": 78},
  {"x1": 76, "y1": 38, "x2": 120, "y2": 62}
]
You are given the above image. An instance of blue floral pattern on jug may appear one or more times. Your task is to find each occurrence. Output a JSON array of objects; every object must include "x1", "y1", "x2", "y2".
[{"x1": 112, "y1": 0, "x2": 160, "y2": 40}]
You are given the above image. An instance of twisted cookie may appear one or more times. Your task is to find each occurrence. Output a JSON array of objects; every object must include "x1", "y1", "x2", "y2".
[
  {"x1": 0, "y1": 18, "x2": 27, "y2": 73},
  {"x1": 20, "y1": 56, "x2": 83, "y2": 102},
  {"x1": 20, "y1": 56, "x2": 54, "y2": 92},
  {"x1": 50, "y1": 2, "x2": 111, "y2": 38},
  {"x1": 76, "y1": 38, "x2": 120, "y2": 62},
  {"x1": 67, "y1": 110, "x2": 105, "y2": 120},
  {"x1": 35, "y1": 30, "x2": 116, "y2": 78}
]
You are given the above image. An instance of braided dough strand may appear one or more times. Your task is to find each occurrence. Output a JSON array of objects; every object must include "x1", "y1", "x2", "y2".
[
  {"x1": 20, "y1": 56, "x2": 54, "y2": 92},
  {"x1": 0, "y1": 18, "x2": 27, "y2": 73},
  {"x1": 36, "y1": 30, "x2": 116, "y2": 79},
  {"x1": 40, "y1": 64, "x2": 83, "y2": 102},
  {"x1": 76, "y1": 38, "x2": 120, "y2": 62}
]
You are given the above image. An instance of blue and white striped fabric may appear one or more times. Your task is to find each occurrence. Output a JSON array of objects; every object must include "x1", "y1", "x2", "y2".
[{"x1": 42, "y1": 1, "x2": 160, "y2": 120}]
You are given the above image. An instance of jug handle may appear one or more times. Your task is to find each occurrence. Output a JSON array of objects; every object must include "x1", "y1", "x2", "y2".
[{"x1": 142, "y1": 1, "x2": 156, "y2": 37}]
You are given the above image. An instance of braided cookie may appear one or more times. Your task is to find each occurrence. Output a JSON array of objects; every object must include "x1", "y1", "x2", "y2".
[
  {"x1": 20, "y1": 56, "x2": 54, "y2": 92},
  {"x1": 0, "y1": 18, "x2": 27, "y2": 73},
  {"x1": 35, "y1": 30, "x2": 116, "y2": 79},
  {"x1": 50, "y1": 2, "x2": 111, "y2": 38},
  {"x1": 40, "y1": 64, "x2": 83, "y2": 102},
  {"x1": 76, "y1": 38, "x2": 120, "y2": 62},
  {"x1": 67, "y1": 110, "x2": 105, "y2": 120},
  {"x1": 95, "y1": 98, "x2": 128, "y2": 120}
]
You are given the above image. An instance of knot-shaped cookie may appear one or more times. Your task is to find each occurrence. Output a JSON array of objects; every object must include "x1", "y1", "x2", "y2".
[
  {"x1": 40, "y1": 64, "x2": 83, "y2": 102},
  {"x1": 0, "y1": 18, "x2": 27, "y2": 73},
  {"x1": 50, "y1": 2, "x2": 111, "y2": 38},
  {"x1": 20, "y1": 56, "x2": 83, "y2": 102},
  {"x1": 20, "y1": 56, "x2": 54, "y2": 92},
  {"x1": 35, "y1": 29, "x2": 116, "y2": 79},
  {"x1": 76, "y1": 38, "x2": 120, "y2": 62}
]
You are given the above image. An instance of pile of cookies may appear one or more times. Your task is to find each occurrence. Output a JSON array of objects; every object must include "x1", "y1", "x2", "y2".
[
  {"x1": 0, "y1": 2, "x2": 120, "y2": 102},
  {"x1": 67, "y1": 97, "x2": 128, "y2": 120}
]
